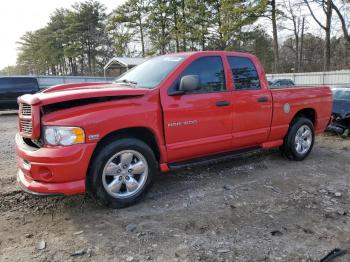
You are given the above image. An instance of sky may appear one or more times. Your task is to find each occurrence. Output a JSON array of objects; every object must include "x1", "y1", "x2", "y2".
[
  {"x1": 0, "y1": 0, "x2": 126, "y2": 69},
  {"x1": 0, "y1": 0, "x2": 340, "y2": 70}
]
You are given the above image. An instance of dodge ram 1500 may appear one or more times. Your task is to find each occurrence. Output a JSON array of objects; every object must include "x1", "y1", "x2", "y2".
[{"x1": 16, "y1": 51, "x2": 332, "y2": 208}]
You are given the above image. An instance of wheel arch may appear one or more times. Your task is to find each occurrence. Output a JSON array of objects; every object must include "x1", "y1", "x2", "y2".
[
  {"x1": 290, "y1": 108, "x2": 317, "y2": 127},
  {"x1": 92, "y1": 127, "x2": 161, "y2": 162}
]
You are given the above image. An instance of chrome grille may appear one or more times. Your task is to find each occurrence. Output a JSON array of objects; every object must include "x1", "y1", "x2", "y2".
[
  {"x1": 20, "y1": 119, "x2": 33, "y2": 135},
  {"x1": 21, "y1": 104, "x2": 32, "y2": 116}
]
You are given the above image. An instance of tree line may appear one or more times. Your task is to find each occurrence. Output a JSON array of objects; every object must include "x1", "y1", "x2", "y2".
[{"x1": 1, "y1": 0, "x2": 349, "y2": 76}]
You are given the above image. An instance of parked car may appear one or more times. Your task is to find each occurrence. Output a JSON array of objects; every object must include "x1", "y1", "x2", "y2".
[
  {"x1": 0, "y1": 77, "x2": 39, "y2": 109},
  {"x1": 270, "y1": 79, "x2": 295, "y2": 87},
  {"x1": 16, "y1": 51, "x2": 332, "y2": 208},
  {"x1": 326, "y1": 87, "x2": 350, "y2": 136}
]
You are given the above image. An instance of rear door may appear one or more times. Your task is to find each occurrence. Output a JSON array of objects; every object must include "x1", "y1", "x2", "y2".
[
  {"x1": 226, "y1": 56, "x2": 273, "y2": 148},
  {"x1": 161, "y1": 55, "x2": 233, "y2": 162}
]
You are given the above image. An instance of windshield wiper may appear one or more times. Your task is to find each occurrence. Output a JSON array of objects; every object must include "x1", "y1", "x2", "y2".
[{"x1": 115, "y1": 79, "x2": 138, "y2": 86}]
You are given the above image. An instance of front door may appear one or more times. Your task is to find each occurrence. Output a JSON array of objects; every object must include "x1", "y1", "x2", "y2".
[{"x1": 161, "y1": 55, "x2": 233, "y2": 162}]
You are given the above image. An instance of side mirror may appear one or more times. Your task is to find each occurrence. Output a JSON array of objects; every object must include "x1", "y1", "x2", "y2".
[
  {"x1": 179, "y1": 75, "x2": 200, "y2": 92},
  {"x1": 168, "y1": 75, "x2": 200, "y2": 96}
]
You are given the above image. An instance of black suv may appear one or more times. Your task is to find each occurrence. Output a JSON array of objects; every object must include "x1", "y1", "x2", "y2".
[{"x1": 0, "y1": 77, "x2": 39, "y2": 109}]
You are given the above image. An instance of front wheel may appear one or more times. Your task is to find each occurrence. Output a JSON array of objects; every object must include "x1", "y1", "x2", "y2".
[
  {"x1": 280, "y1": 117, "x2": 315, "y2": 161},
  {"x1": 87, "y1": 138, "x2": 157, "y2": 208}
]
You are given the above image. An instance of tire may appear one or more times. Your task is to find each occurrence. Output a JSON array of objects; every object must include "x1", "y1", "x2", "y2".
[
  {"x1": 87, "y1": 138, "x2": 157, "y2": 208},
  {"x1": 280, "y1": 117, "x2": 315, "y2": 161}
]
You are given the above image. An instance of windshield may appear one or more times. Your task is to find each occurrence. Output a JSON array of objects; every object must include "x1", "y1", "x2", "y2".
[
  {"x1": 333, "y1": 89, "x2": 350, "y2": 100},
  {"x1": 115, "y1": 55, "x2": 185, "y2": 89}
]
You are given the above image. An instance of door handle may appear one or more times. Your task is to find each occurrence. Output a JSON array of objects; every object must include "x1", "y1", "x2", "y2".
[
  {"x1": 216, "y1": 100, "x2": 231, "y2": 107},
  {"x1": 257, "y1": 96, "x2": 269, "y2": 102}
]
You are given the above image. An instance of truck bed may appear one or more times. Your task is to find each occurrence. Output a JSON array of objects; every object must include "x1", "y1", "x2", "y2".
[{"x1": 268, "y1": 86, "x2": 332, "y2": 141}]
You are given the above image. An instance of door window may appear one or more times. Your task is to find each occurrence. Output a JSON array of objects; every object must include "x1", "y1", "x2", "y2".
[
  {"x1": 227, "y1": 56, "x2": 260, "y2": 90},
  {"x1": 170, "y1": 56, "x2": 226, "y2": 94}
]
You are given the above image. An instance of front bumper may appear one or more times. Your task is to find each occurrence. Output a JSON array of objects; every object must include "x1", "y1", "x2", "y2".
[
  {"x1": 17, "y1": 169, "x2": 84, "y2": 195},
  {"x1": 15, "y1": 133, "x2": 96, "y2": 195}
]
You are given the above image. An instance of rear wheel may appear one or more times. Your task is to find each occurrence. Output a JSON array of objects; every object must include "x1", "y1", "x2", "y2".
[
  {"x1": 280, "y1": 117, "x2": 315, "y2": 161},
  {"x1": 87, "y1": 138, "x2": 157, "y2": 208}
]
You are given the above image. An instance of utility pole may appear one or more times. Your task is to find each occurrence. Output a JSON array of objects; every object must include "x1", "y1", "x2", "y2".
[{"x1": 299, "y1": 17, "x2": 305, "y2": 72}]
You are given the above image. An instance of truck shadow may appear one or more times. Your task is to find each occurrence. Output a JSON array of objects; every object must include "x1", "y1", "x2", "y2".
[{"x1": 1, "y1": 148, "x2": 277, "y2": 215}]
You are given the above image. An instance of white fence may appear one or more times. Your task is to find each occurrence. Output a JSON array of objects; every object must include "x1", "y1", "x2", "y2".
[
  {"x1": 36, "y1": 75, "x2": 115, "y2": 89},
  {"x1": 266, "y1": 70, "x2": 350, "y2": 87},
  {"x1": 3, "y1": 71, "x2": 349, "y2": 89},
  {"x1": 0, "y1": 75, "x2": 116, "y2": 89}
]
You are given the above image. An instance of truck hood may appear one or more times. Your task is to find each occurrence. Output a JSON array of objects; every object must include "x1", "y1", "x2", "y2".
[{"x1": 19, "y1": 82, "x2": 151, "y2": 106}]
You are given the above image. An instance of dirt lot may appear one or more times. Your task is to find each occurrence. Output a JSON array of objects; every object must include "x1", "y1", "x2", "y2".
[{"x1": 1, "y1": 114, "x2": 350, "y2": 262}]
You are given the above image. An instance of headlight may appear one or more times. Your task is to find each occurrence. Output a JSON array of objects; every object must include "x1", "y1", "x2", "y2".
[{"x1": 43, "y1": 126, "x2": 85, "y2": 146}]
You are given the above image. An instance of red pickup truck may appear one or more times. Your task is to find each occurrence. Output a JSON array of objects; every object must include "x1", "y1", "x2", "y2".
[{"x1": 16, "y1": 51, "x2": 332, "y2": 208}]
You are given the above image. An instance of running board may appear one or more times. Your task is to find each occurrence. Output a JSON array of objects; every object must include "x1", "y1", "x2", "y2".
[{"x1": 168, "y1": 147, "x2": 260, "y2": 170}]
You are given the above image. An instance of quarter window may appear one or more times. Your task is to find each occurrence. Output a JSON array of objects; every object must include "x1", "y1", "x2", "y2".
[{"x1": 228, "y1": 56, "x2": 260, "y2": 90}]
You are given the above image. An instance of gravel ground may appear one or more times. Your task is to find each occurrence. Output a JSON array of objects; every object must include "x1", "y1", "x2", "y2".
[{"x1": 0, "y1": 114, "x2": 350, "y2": 262}]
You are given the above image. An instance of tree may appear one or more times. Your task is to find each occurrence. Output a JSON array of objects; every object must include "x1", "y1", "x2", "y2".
[
  {"x1": 46, "y1": 8, "x2": 71, "y2": 75},
  {"x1": 147, "y1": 0, "x2": 172, "y2": 54},
  {"x1": 110, "y1": 0, "x2": 149, "y2": 56},
  {"x1": 331, "y1": 0, "x2": 350, "y2": 45},
  {"x1": 186, "y1": 0, "x2": 211, "y2": 50},
  {"x1": 298, "y1": 17, "x2": 306, "y2": 71},
  {"x1": 0, "y1": 65, "x2": 29, "y2": 75},
  {"x1": 16, "y1": 0, "x2": 109, "y2": 76},
  {"x1": 281, "y1": 0, "x2": 306, "y2": 72},
  {"x1": 238, "y1": 27, "x2": 275, "y2": 72},
  {"x1": 207, "y1": 0, "x2": 268, "y2": 50},
  {"x1": 70, "y1": 0, "x2": 108, "y2": 74},
  {"x1": 9, "y1": 0, "x2": 350, "y2": 76},
  {"x1": 177, "y1": 0, "x2": 210, "y2": 51},
  {"x1": 304, "y1": 0, "x2": 333, "y2": 71},
  {"x1": 264, "y1": 0, "x2": 281, "y2": 73},
  {"x1": 330, "y1": 36, "x2": 350, "y2": 70},
  {"x1": 17, "y1": 30, "x2": 52, "y2": 74},
  {"x1": 107, "y1": 22, "x2": 134, "y2": 56}
]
